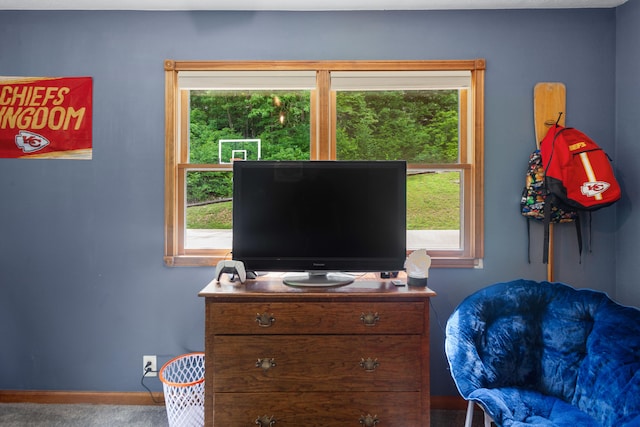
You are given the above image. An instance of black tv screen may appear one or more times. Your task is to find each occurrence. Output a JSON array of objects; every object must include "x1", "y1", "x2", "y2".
[{"x1": 232, "y1": 160, "x2": 407, "y2": 286}]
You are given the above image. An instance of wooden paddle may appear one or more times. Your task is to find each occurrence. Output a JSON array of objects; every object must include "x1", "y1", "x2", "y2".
[
  {"x1": 534, "y1": 82, "x2": 565, "y2": 145},
  {"x1": 533, "y1": 82, "x2": 566, "y2": 282}
]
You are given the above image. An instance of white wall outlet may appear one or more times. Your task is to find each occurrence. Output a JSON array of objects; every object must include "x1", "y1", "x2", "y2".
[{"x1": 143, "y1": 355, "x2": 157, "y2": 377}]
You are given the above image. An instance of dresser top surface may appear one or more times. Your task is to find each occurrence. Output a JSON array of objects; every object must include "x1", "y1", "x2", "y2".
[{"x1": 199, "y1": 272, "x2": 436, "y2": 300}]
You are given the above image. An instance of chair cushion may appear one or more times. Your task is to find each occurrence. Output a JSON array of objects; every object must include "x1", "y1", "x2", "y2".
[
  {"x1": 468, "y1": 387, "x2": 600, "y2": 427},
  {"x1": 445, "y1": 279, "x2": 640, "y2": 427},
  {"x1": 571, "y1": 297, "x2": 640, "y2": 426}
]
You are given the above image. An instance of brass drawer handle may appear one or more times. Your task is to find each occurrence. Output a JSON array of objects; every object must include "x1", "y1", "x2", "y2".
[
  {"x1": 256, "y1": 358, "x2": 277, "y2": 371},
  {"x1": 359, "y1": 357, "x2": 380, "y2": 372},
  {"x1": 360, "y1": 312, "x2": 380, "y2": 326},
  {"x1": 256, "y1": 312, "x2": 276, "y2": 328},
  {"x1": 359, "y1": 414, "x2": 379, "y2": 426},
  {"x1": 255, "y1": 415, "x2": 276, "y2": 426}
]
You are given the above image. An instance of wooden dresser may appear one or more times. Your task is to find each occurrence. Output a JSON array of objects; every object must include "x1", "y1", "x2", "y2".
[{"x1": 199, "y1": 274, "x2": 436, "y2": 426}]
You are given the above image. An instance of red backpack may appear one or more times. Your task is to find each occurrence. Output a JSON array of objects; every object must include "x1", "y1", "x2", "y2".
[{"x1": 540, "y1": 124, "x2": 621, "y2": 211}]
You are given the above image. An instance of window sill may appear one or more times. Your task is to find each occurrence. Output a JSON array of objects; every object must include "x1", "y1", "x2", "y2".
[{"x1": 164, "y1": 255, "x2": 482, "y2": 269}]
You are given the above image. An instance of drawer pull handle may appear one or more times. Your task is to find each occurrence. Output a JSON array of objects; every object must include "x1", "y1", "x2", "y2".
[
  {"x1": 359, "y1": 414, "x2": 379, "y2": 426},
  {"x1": 256, "y1": 358, "x2": 277, "y2": 371},
  {"x1": 360, "y1": 312, "x2": 380, "y2": 326},
  {"x1": 359, "y1": 357, "x2": 380, "y2": 372},
  {"x1": 255, "y1": 415, "x2": 277, "y2": 426},
  {"x1": 256, "y1": 313, "x2": 276, "y2": 328}
]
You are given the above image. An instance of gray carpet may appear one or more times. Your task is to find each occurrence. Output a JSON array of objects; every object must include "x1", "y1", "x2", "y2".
[
  {"x1": 0, "y1": 404, "x2": 169, "y2": 427},
  {"x1": 0, "y1": 403, "x2": 486, "y2": 426}
]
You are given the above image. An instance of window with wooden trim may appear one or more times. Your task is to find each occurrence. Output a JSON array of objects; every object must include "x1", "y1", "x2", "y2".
[{"x1": 164, "y1": 59, "x2": 485, "y2": 268}]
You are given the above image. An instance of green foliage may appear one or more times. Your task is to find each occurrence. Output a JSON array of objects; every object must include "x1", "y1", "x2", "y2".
[
  {"x1": 189, "y1": 90, "x2": 310, "y2": 163},
  {"x1": 186, "y1": 171, "x2": 232, "y2": 204},
  {"x1": 186, "y1": 89, "x2": 460, "y2": 206},
  {"x1": 336, "y1": 90, "x2": 459, "y2": 162}
]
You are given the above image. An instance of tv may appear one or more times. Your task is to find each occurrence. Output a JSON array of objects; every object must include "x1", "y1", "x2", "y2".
[{"x1": 232, "y1": 160, "x2": 407, "y2": 287}]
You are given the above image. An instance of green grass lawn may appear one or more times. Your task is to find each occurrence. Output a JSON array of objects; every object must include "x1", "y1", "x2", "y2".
[
  {"x1": 407, "y1": 171, "x2": 460, "y2": 230},
  {"x1": 187, "y1": 171, "x2": 460, "y2": 230}
]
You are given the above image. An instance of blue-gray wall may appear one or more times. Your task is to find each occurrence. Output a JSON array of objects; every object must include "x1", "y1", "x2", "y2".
[
  {"x1": 0, "y1": 7, "x2": 634, "y2": 397},
  {"x1": 616, "y1": 1, "x2": 640, "y2": 308}
]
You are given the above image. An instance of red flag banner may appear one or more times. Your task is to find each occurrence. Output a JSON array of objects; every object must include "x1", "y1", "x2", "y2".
[{"x1": 0, "y1": 76, "x2": 92, "y2": 159}]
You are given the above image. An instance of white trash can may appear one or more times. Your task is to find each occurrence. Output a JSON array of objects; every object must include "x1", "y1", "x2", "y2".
[{"x1": 159, "y1": 352, "x2": 205, "y2": 427}]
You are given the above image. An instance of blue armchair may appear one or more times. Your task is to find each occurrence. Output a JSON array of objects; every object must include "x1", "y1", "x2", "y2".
[{"x1": 445, "y1": 279, "x2": 640, "y2": 427}]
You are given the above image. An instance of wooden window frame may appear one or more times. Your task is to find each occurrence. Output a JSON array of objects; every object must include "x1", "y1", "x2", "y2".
[{"x1": 164, "y1": 59, "x2": 485, "y2": 268}]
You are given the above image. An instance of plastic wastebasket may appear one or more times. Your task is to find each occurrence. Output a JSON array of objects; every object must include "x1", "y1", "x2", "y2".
[{"x1": 159, "y1": 352, "x2": 205, "y2": 427}]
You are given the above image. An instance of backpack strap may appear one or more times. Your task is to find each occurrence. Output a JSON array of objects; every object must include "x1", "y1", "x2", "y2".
[
  {"x1": 575, "y1": 214, "x2": 583, "y2": 263},
  {"x1": 526, "y1": 217, "x2": 532, "y2": 264},
  {"x1": 543, "y1": 194, "x2": 552, "y2": 264}
]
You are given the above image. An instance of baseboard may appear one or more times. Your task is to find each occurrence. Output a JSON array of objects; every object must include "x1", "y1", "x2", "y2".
[
  {"x1": 0, "y1": 390, "x2": 164, "y2": 406},
  {"x1": 0, "y1": 390, "x2": 465, "y2": 409},
  {"x1": 0, "y1": 390, "x2": 467, "y2": 411}
]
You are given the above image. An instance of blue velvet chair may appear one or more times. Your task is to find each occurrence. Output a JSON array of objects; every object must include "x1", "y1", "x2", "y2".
[{"x1": 445, "y1": 279, "x2": 640, "y2": 427}]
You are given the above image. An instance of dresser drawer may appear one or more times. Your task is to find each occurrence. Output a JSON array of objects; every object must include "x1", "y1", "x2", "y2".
[
  {"x1": 213, "y1": 391, "x2": 422, "y2": 426},
  {"x1": 212, "y1": 335, "x2": 421, "y2": 392},
  {"x1": 209, "y1": 301, "x2": 425, "y2": 334}
]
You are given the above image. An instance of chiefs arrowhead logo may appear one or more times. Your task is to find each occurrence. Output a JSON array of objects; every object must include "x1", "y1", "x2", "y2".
[
  {"x1": 15, "y1": 130, "x2": 50, "y2": 154},
  {"x1": 581, "y1": 181, "x2": 611, "y2": 198}
]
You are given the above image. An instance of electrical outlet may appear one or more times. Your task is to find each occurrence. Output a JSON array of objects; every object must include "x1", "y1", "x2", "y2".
[{"x1": 143, "y1": 355, "x2": 157, "y2": 377}]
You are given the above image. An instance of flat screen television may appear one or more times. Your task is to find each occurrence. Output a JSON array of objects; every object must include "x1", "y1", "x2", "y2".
[{"x1": 232, "y1": 160, "x2": 407, "y2": 286}]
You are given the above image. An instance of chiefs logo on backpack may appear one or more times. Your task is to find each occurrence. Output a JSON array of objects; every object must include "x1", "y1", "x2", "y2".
[{"x1": 540, "y1": 124, "x2": 621, "y2": 210}]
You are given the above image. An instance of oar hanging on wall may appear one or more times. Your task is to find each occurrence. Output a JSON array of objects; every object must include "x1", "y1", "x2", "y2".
[{"x1": 533, "y1": 82, "x2": 566, "y2": 282}]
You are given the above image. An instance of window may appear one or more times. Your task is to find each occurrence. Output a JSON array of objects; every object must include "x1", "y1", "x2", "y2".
[{"x1": 164, "y1": 59, "x2": 485, "y2": 268}]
